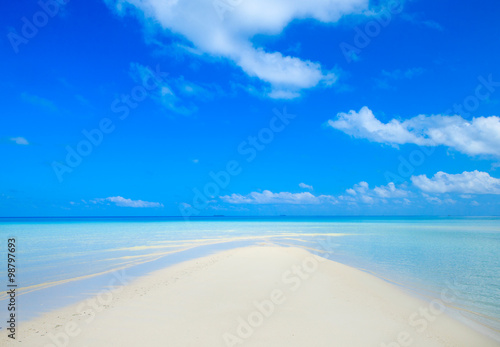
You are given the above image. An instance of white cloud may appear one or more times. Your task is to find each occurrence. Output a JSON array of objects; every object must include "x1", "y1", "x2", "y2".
[
  {"x1": 222, "y1": 181, "x2": 409, "y2": 206},
  {"x1": 373, "y1": 182, "x2": 409, "y2": 198},
  {"x1": 220, "y1": 190, "x2": 337, "y2": 205},
  {"x1": 421, "y1": 193, "x2": 456, "y2": 205},
  {"x1": 423, "y1": 194, "x2": 441, "y2": 204},
  {"x1": 328, "y1": 106, "x2": 500, "y2": 156},
  {"x1": 211, "y1": 175, "x2": 499, "y2": 211},
  {"x1": 344, "y1": 181, "x2": 368, "y2": 195},
  {"x1": 346, "y1": 188, "x2": 357, "y2": 196},
  {"x1": 92, "y1": 196, "x2": 164, "y2": 208},
  {"x1": 9, "y1": 137, "x2": 29, "y2": 145},
  {"x1": 411, "y1": 171, "x2": 500, "y2": 194},
  {"x1": 106, "y1": 0, "x2": 368, "y2": 98},
  {"x1": 267, "y1": 89, "x2": 301, "y2": 100},
  {"x1": 179, "y1": 202, "x2": 193, "y2": 209},
  {"x1": 339, "y1": 181, "x2": 409, "y2": 204},
  {"x1": 299, "y1": 182, "x2": 313, "y2": 190}
]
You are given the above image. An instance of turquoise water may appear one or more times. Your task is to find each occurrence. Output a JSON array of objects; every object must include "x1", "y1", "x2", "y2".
[{"x1": 0, "y1": 216, "x2": 499, "y2": 338}]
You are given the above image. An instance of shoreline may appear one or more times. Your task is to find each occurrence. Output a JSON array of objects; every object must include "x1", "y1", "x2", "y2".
[
  {"x1": 1, "y1": 245, "x2": 499, "y2": 346},
  {"x1": 0, "y1": 239, "x2": 260, "y2": 324},
  {"x1": 344, "y1": 265, "x2": 500, "y2": 343}
]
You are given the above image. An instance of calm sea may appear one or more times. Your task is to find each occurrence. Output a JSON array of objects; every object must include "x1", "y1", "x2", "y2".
[{"x1": 0, "y1": 216, "x2": 499, "y2": 339}]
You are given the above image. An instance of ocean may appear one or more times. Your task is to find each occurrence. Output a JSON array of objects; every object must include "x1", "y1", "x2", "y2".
[{"x1": 0, "y1": 216, "x2": 499, "y2": 339}]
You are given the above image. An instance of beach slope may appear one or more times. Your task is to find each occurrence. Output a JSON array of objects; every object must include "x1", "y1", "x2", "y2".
[{"x1": 2, "y1": 246, "x2": 499, "y2": 346}]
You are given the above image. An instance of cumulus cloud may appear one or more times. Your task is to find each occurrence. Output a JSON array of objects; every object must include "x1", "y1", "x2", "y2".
[
  {"x1": 215, "y1": 171, "x2": 500, "y2": 211},
  {"x1": 373, "y1": 182, "x2": 409, "y2": 198},
  {"x1": 92, "y1": 196, "x2": 164, "y2": 208},
  {"x1": 299, "y1": 182, "x2": 313, "y2": 190},
  {"x1": 328, "y1": 106, "x2": 500, "y2": 156},
  {"x1": 421, "y1": 193, "x2": 456, "y2": 205},
  {"x1": 340, "y1": 181, "x2": 409, "y2": 204},
  {"x1": 411, "y1": 171, "x2": 500, "y2": 194},
  {"x1": 215, "y1": 175, "x2": 498, "y2": 210},
  {"x1": 221, "y1": 181, "x2": 409, "y2": 206},
  {"x1": 9, "y1": 137, "x2": 29, "y2": 145},
  {"x1": 220, "y1": 190, "x2": 337, "y2": 205},
  {"x1": 106, "y1": 0, "x2": 368, "y2": 98}
]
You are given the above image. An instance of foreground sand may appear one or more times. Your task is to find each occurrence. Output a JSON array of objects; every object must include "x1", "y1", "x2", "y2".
[{"x1": 2, "y1": 246, "x2": 499, "y2": 346}]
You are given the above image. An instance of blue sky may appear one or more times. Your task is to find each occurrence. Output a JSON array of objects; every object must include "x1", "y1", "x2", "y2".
[{"x1": 1, "y1": 0, "x2": 500, "y2": 216}]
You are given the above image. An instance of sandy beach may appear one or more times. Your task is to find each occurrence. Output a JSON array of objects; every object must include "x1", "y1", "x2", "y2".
[{"x1": 2, "y1": 245, "x2": 498, "y2": 347}]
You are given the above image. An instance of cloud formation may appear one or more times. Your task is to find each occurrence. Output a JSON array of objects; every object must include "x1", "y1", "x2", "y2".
[
  {"x1": 221, "y1": 181, "x2": 409, "y2": 206},
  {"x1": 220, "y1": 190, "x2": 337, "y2": 205},
  {"x1": 129, "y1": 63, "x2": 215, "y2": 115},
  {"x1": 381, "y1": 68, "x2": 425, "y2": 80},
  {"x1": 21, "y1": 92, "x2": 58, "y2": 112},
  {"x1": 93, "y1": 196, "x2": 164, "y2": 208},
  {"x1": 210, "y1": 171, "x2": 499, "y2": 211},
  {"x1": 328, "y1": 106, "x2": 500, "y2": 156},
  {"x1": 106, "y1": 0, "x2": 369, "y2": 98},
  {"x1": 374, "y1": 67, "x2": 424, "y2": 89},
  {"x1": 299, "y1": 182, "x2": 313, "y2": 190},
  {"x1": 411, "y1": 171, "x2": 500, "y2": 194},
  {"x1": 421, "y1": 193, "x2": 456, "y2": 205},
  {"x1": 9, "y1": 137, "x2": 29, "y2": 145},
  {"x1": 342, "y1": 181, "x2": 409, "y2": 204}
]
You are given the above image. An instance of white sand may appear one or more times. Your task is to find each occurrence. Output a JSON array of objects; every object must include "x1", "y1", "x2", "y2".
[{"x1": 1, "y1": 246, "x2": 499, "y2": 346}]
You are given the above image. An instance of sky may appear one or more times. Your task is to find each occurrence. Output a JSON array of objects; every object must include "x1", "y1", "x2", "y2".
[{"x1": 1, "y1": 0, "x2": 500, "y2": 217}]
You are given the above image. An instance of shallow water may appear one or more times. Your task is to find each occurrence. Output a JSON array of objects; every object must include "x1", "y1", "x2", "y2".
[{"x1": 0, "y1": 216, "x2": 499, "y2": 337}]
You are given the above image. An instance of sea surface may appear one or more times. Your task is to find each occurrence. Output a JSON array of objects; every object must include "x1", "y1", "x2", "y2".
[{"x1": 0, "y1": 216, "x2": 499, "y2": 339}]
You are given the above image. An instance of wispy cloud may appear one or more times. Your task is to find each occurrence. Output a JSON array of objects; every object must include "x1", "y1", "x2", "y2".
[
  {"x1": 381, "y1": 68, "x2": 425, "y2": 80},
  {"x1": 8, "y1": 137, "x2": 29, "y2": 145},
  {"x1": 75, "y1": 94, "x2": 93, "y2": 108},
  {"x1": 401, "y1": 13, "x2": 444, "y2": 31},
  {"x1": 21, "y1": 92, "x2": 58, "y2": 112},
  {"x1": 299, "y1": 182, "x2": 313, "y2": 190},
  {"x1": 328, "y1": 106, "x2": 500, "y2": 157},
  {"x1": 374, "y1": 67, "x2": 424, "y2": 89},
  {"x1": 91, "y1": 196, "x2": 164, "y2": 208},
  {"x1": 129, "y1": 63, "x2": 221, "y2": 115},
  {"x1": 421, "y1": 20, "x2": 444, "y2": 31}
]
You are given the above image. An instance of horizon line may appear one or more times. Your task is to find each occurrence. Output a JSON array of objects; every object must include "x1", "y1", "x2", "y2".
[{"x1": 0, "y1": 215, "x2": 498, "y2": 218}]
